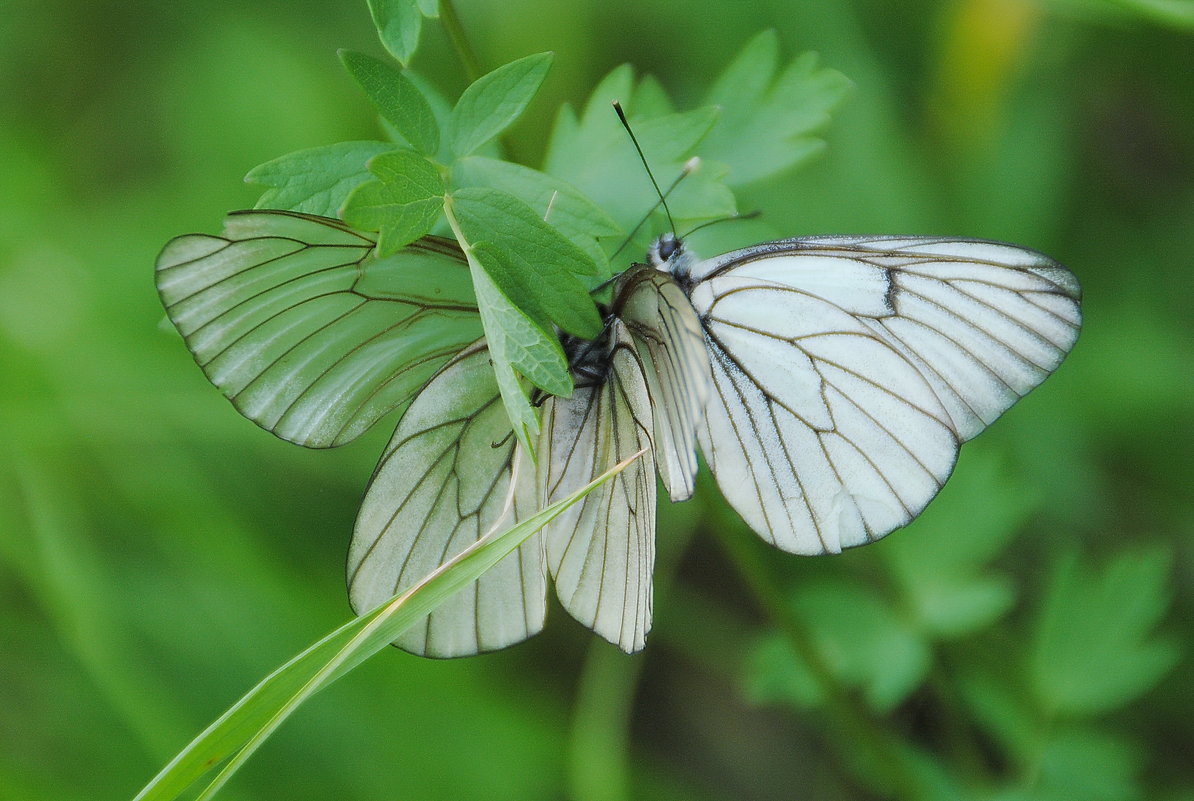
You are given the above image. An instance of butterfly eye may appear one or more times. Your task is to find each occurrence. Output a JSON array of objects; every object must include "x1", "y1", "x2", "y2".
[{"x1": 657, "y1": 233, "x2": 680, "y2": 261}]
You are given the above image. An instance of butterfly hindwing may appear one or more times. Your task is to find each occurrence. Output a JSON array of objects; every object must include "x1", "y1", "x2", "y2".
[
  {"x1": 540, "y1": 319, "x2": 657, "y2": 653},
  {"x1": 347, "y1": 341, "x2": 547, "y2": 657}
]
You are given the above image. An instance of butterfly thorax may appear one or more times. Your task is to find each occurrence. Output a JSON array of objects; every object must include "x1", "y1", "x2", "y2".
[{"x1": 561, "y1": 326, "x2": 613, "y2": 387}]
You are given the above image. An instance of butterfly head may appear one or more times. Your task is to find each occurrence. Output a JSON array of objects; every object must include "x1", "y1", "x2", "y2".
[{"x1": 647, "y1": 233, "x2": 696, "y2": 284}]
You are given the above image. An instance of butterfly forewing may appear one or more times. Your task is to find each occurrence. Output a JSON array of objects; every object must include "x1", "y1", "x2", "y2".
[
  {"x1": 347, "y1": 341, "x2": 547, "y2": 657},
  {"x1": 615, "y1": 265, "x2": 712, "y2": 502},
  {"x1": 685, "y1": 236, "x2": 1081, "y2": 554},
  {"x1": 155, "y1": 210, "x2": 482, "y2": 448},
  {"x1": 539, "y1": 319, "x2": 657, "y2": 653}
]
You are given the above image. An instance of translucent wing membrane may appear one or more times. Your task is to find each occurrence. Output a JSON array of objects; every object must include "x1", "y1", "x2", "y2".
[
  {"x1": 540, "y1": 319, "x2": 657, "y2": 653},
  {"x1": 615, "y1": 265, "x2": 712, "y2": 501},
  {"x1": 347, "y1": 342, "x2": 547, "y2": 657},
  {"x1": 684, "y1": 236, "x2": 1081, "y2": 555},
  {"x1": 156, "y1": 210, "x2": 482, "y2": 448}
]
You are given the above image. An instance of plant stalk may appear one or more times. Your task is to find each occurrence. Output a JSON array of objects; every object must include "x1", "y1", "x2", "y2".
[
  {"x1": 712, "y1": 523, "x2": 925, "y2": 800},
  {"x1": 439, "y1": 0, "x2": 483, "y2": 83}
]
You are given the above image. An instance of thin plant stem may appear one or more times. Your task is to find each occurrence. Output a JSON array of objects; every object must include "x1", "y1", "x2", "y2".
[
  {"x1": 711, "y1": 523, "x2": 925, "y2": 801},
  {"x1": 439, "y1": 0, "x2": 483, "y2": 83},
  {"x1": 566, "y1": 520, "x2": 696, "y2": 801},
  {"x1": 568, "y1": 645, "x2": 642, "y2": 801}
]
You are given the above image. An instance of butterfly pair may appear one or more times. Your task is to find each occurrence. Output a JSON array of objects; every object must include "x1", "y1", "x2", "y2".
[{"x1": 156, "y1": 211, "x2": 1082, "y2": 656}]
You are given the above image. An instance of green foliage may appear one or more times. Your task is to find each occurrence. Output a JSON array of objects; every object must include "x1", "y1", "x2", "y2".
[
  {"x1": 366, "y1": 0, "x2": 427, "y2": 65},
  {"x1": 542, "y1": 67, "x2": 736, "y2": 238},
  {"x1": 342, "y1": 148, "x2": 445, "y2": 255},
  {"x1": 700, "y1": 31, "x2": 854, "y2": 186},
  {"x1": 464, "y1": 258, "x2": 553, "y2": 458},
  {"x1": 449, "y1": 187, "x2": 600, "y2": 338},
  {"x1": 747, "y1": 578, "x2": 931, "y2": 712},
  {"x1": 741, "y1": 449, "x2": 1180, "y2": 799},
  {"x1": 245, "y1": 140, "x2": 394, "y2": 216},
  {"x1": 238, "y1": 13, "x2": 850, "y2": 452},
  {"x1": 339, "y1": 49, "x2": 439, "y2": 154},
  {"x1": 450, "y1": 156, "x2": 620, "y2": 274},
  {"x1": 1031, "y1": 547, "x2": 1180, "y2": 716},
  {"x1": 880, "y1": 454, "x2": 1039, "y2": 638},
  {"x1": 448, "y1": 52, "x2": 553, "y2": 157}
]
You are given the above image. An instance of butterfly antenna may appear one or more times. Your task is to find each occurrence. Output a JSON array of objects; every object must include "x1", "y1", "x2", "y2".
[
  {"x1": 607, "y1": 156, "x2": 699, "y2": 267},
  {"x1": 680, "y1": 209, "x2": 762, "y2": 240},
  {"x1": 614, "y1": 101, "x2": 677, "y2": 235}
]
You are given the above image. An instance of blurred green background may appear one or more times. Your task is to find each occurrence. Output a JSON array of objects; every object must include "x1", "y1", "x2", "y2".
[{"x1": 2, "y1": 0, "x2": 1192, "y2": 799}]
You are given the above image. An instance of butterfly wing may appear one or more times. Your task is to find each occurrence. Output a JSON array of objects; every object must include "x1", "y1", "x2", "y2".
[
  {"x1": 539, "y1": 319, "x2": 657, "y2": 653},
  {"x1": 347, "y1": 341, "x2": 547, "y2": 657},
  {"x1": 615, "y1": 265, "x2": 713, "y2": 502},
  {"x1": 686, "y1": 236, "x2": 1081, "y2": 555},
  {"x1": 155, "y1": 210, "x2": 482, "y2": 448}
]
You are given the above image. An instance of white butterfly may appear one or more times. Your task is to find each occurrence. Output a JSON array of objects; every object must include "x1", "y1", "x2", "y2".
[{"x1": 650, "y1": 232, "x2": 1082, "y2": 556}]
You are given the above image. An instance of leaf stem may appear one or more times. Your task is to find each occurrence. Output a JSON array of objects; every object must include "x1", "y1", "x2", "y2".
[
  {"x1": 439, "y1": 0, "x2": 483, "y2": 83},
  {"x1": 711, "y1": 524, "x2": 925, "y2": 800}
]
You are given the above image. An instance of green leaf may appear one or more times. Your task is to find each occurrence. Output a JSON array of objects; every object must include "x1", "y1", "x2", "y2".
[
  {"x1": 745, "y1": 579, "x2": 931, "y2": 713},
  {"x1": 450, "y1": 187, "x2": 602, "y2": 338},
  {"x1": 452, "y1": 155, "x2": 620, "y2": 274},
  {"x1": 245, "y1": 141, "x2": 396, "y2": 217},
  {"x1": 339, "y1": 49, "x2": 439, "y2": 155},
  {"x1": 1031, "y1": 547, "x2": 1180, "y2": 715},
  {"x1": 376, "y1": 70, "x2": 455, "y2": 162},
  {"x1": 1033, "y1": 727, "x2": 1143, "y2": 801},
  {"x1": 132, "y1": 449, "x2": 639, "y2": 801},
  {"x1": 470, "y1": 243, "x2": 571, "y2": 397},
  {"x1": 341, "y1": 149, "x2": 445, "y2": 256},
  {"x1": 700, "y1": 31, "x2": 852, "y2": 186},
  {"x1": 367, "y1": 0, "x2": 423, "y2": 65},
  {"x1": 469, "y1": 261, "x2": 556, "y2": 458},
  {"x1": 417, "y1": 0, "x2": 439, "y2": 16},
  {"x1": 956, "y1": 669, "x2": 1040, "y2": 762},
  {"x1": 542, "y1": 66, "x2": 734, "y2": 239},
  {"x1": 449, "y1": 52, "x2": 553, "y2": 157},
  {"x1": 880, "y1": 451, "x2": 1039, "y2": 637},
  {"x1": 154, "y1": 211, "x2": 480, "y2": 448}
]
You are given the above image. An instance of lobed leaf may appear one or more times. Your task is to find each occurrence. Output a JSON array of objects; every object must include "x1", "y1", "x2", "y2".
[
  {"x1": 470, "y1": 244, "x2": 572, "y2": 398},
  {"x1": 245, "y1": 141, "x2": 396, "y2": 217},
  {"x1": 746, "y1": 579, "x2": 931, "y2": 713},
  {"x1": 468, "y1": 261, "x2": 558, "y2": 459},
  {"x1": 880, "y1": 452, "x2": 1038, "y2": 637},
  {"x1": 700, "y1": 31, "x2": 853, "y2": 186},
  {"x1": 542, "y1": 66, "x2": 734, "y2": 239},
  {"x1": 341, "y1": 148, "x2": 445, "y2": 256},
  {"x1": 1031, "y1": 547, "x2": 1180, "y2": 715}
]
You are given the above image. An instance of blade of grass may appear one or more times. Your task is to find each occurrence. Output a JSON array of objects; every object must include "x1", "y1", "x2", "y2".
[{"x1": 135, "y1": 449, "x2": 645, "y2": 801}]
